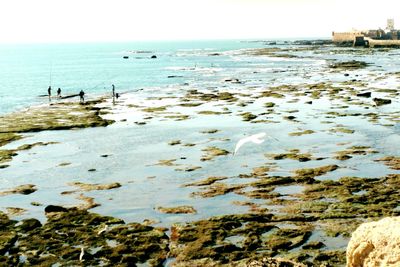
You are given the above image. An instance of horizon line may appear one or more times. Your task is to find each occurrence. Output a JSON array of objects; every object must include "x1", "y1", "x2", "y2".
[{"x1": 0, "y1": 36, "x2": 331, "y2": 46}]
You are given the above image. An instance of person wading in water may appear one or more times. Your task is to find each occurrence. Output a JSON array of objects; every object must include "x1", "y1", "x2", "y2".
[
  {"x1": 48, "y1": 86, "x2": 52, "y2": 101},
  {"x1": 79, "y1": 90, "x2": 85, "y2": 103}
]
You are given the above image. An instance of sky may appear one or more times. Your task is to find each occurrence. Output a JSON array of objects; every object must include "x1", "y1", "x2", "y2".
[{"x1": 0, "y1": 0, "x2": 399, "y2": 43}]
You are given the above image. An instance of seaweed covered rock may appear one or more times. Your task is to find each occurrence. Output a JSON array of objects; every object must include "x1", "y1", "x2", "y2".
[
  {"x1": 0, "y1": 207, "x2": 169, "y2": 266},
  {"x1": 329, "y1": 60, "x2": 369, "y2": 70},
  {"x1": 168, "y1": 212, "x2": 345, "y2": 266},
  {"x1": 0, "y1": 100, "x2": 113, "y2": 134},
  {"x1": 347, "y1": 216, "x2": 400, "y2": 267},
  {"x1": 373, "y1": 97, "x2": 392, "y2": 106}
]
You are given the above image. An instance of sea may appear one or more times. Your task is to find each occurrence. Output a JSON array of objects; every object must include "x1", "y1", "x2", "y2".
[{"x1": 0, "y1": 40, "x2": 280, "y2": 115}]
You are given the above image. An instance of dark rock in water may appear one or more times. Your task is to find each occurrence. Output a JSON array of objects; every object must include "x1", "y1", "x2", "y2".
[
  {"x1": 209, "y1": 53, "x2": 220, "y2": 56},
  {"x1": 329, "y1": 60, "x2": 369, "y2": 70},
  {"x1": 357, "y1": 92, "x2": 371, "y2": 98},
  {"x1": 123, "y1": 56, "x2": 129, "y2": 59},
  {"x1": 88, "y1": 169, "x2": 96, "y2": 172},
  {"x1": 298, "y1": 157, "x2": 312, "y2": 162},
  {"x1": 167, "y1": 75, "x2": 183, "y2": 78},
  {"x1": 305, "y1": 101, "x2": 313, "y2": 104},
  {"x1": 286, "y1": 115, "x2": 296, "y2": 120},
  {"x1": 223, "y1": 78, "x2": 241, "y2": 84},
  {"x1": 151, "y1": 55, "x2": 157, "y2": 59},
  {"x1": 0, "y1": 184, "x2": 37, "y2": 196},
  {"x1": 344, "y1": 73, "x2": 350, "y2": 77},
  {"x1": 17, "y1": 218, "x2": 42, "y2": 231},
  {"x1": 373, "y1": 98, "x2": 391, "y2": 106},
  {"x1": 45, "y1": 205, "x2": 68, "y2": 213}
]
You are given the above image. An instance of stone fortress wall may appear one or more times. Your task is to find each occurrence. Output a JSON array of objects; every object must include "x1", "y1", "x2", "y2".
[
  {"x1": 332, "y1": 31, "x2": 364, "y2": 42},
  {"x1": 332, "y1": 19, "x2": 400, "y2": 47}
]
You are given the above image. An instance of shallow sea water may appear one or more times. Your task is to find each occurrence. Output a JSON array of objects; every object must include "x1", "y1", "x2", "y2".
[{"x1": 0, "y1": 40, "x2": 399, "y2": 233}]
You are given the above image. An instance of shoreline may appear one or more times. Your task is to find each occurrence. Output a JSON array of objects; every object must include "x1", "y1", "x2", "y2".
[{"x1": 0, "y1": 44, "x2": 399, "y2": 266}]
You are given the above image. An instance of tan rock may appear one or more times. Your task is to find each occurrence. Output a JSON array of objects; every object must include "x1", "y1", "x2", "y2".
[{"x1": 347, "y1": 217, "x2": 400, "y2": 267}]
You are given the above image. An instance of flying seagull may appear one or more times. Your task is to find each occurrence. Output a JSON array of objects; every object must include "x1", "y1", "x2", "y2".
[{"x1": 234, "y1": 132, "x2": 277, "y2": 155}]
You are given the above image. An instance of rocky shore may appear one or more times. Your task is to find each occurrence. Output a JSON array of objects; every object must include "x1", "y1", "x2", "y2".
[{"x1": 0, "y1": 44, "x2": 399, "y2": 266}]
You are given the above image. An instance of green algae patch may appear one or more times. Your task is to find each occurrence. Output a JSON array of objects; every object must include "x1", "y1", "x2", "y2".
[
  {"x1": 175, "y1": 165, "x2": 202, "y2": 172},
  {"x1": 179, "y1": 102, "x2": 203, "y2": 107},
  {"x1": 201, "y1": 146, "x2": 230, "y2": 161},
  {"x1": 5, "y1": 207, "x2": 27, "y2": 217},
  {"x1": 184, "y1": 90, "x2": 238, "y2": 103},
  {"x1": 197, "y1": 110, "x2": 227, "y2": 115},
  {"x1": 154, "y1": 159, "x2": 179, "y2": 166},
  {"x1": 375, "y1": 156, "x2": 400, "y2": 170},
  {"x1": 200, "y1": 129, "x2": 219, "y2": 134},
  {"x1": 329, "y1": 127, "x2": 355, "y2": 134},
  {"x1": 329, "y1": 60, "x2": 369, "y2": 70},
  {"x1": 293, "y1": 165, "x2": 339, "y2": 182},
  {"x1": 373, "y1": 97, "x2": 392, "y2": 106},
  {"x1": 191, "y1": 182, "x2": 245, "y2": 198},
  {"x1": 157, "y1": 205, "x2": 197, "y2": 214},
  {"x1": 142, "y1": 106, "x2": 168, "y2": 112},
  {"x1": 185, "y1": 176, "x2": 228, "y2": 187},
  {"x1": 0, "y1": 100, "x2": 113, "y2": 134},
  {"x1": 264, "y1": 102, "x2": 276, "y2": 108},
  {"x1": 168, "y1": 140, "x2": 181, "y2": 146},
  {"x1": 0, "y1": 99, "x2": 113, "y2": 167},
  {"x1": 240, "y1": 112, "x2": 258, "y2": 121},
  {"x1": 260, "y1": 91, "x2": 285, "y2": 98},
  {"x1": 289, "y1": 130, "x2": 315, "y2": 136},
  {"x1": 0, "y1": 150, "x2": 17, "y2": 165},
  {"x1": 172, "y1": 257, "x2": 305, "y2": 267},
  {"x1": 0, "y1": 141, "x2": 58, "y2": 166},
  {"x1": 334, "y1": 146, "x2": 378, "y2": 161},
  {"x1": 0, "y1": 133, "x2": 22, "y2": 148},
  {"x1": 164, "y1": 114, "x2": 190, "y2": 121},
  {"x1": 0, "y1": 207, "x2": 169, "y2": 266},
  {"x1": 267, "y1": 149, "x2": 312, "y2": 162},
  {"x1": 0, "y1": 184, "x2": 37, "y2": 197},
  {"x1": 168, "y1": 213, "x2": 341, "y2": 266},
  {"x1": 68, "y1": 182, "x2": 122, "y2": 192}
]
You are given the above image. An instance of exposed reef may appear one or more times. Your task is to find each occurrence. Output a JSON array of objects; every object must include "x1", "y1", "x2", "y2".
[{"x1": 0, "y1": 207, "x2": 169, "y2": 266}]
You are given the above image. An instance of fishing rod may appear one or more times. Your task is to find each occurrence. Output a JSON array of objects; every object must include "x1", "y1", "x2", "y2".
[{"x1": 49, "y1": 62, "x2": 52, "y2": 87}]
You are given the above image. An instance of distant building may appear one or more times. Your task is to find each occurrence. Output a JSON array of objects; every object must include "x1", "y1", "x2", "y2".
[{"x1": 332, "y1": 19, "x2": 400, "y2": 47}]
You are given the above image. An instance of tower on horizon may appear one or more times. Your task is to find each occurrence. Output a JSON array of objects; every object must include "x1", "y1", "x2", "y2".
[{"x1": 387, "y1": 19, "x2": 395, "y2": 31}]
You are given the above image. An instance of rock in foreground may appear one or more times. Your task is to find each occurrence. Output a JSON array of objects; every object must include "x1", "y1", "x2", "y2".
[{"x1": 347, "y1": 216, "x2": 400, "y2": 267}]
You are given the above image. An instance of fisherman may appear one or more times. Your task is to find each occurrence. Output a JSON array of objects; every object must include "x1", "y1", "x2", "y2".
[
  {"x1": 47, "y1": 86, "x2": 52, "y2": 101},
  {"x1": 79, "y1": 90, "x2": 85, "y2": 103},
  {"x1": 112, "y1": 84, "x2": 116, "y2": 104},
  {"x1": 57, "y1": 88, "x2": 61, "y2": 98}
]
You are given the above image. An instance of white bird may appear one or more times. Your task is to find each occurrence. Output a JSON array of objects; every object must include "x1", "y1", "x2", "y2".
[{"x1": 234, "y1": 132, "x2": 277, "y2": 155}]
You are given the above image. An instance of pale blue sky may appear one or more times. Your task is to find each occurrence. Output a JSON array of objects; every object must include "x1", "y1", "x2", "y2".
[{"x1": 1, "y1": 0, "x2": 399, "y2": 43}]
